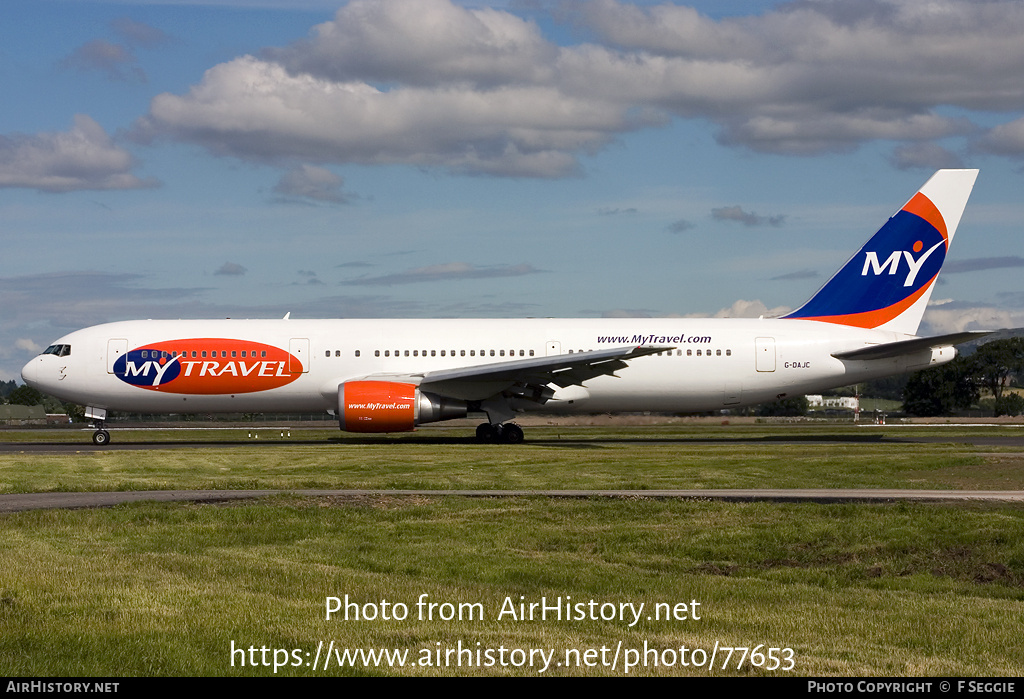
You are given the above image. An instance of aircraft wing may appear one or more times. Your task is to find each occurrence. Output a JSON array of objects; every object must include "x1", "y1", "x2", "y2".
[
  {"x1": 349, "y1": 345, "x2": 670, "y2": 401},
  {"x1": 831, "y1": 331, "x2": 992, "y2": 361}
]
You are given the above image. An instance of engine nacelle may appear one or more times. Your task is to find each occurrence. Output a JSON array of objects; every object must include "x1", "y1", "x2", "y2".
[{"x1": 338, "y1": 381, "x2": 467, "y2": 433}]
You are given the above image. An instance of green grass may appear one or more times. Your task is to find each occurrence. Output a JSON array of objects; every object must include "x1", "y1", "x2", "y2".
[
  {"x1": 2, "y1": 423, "x2": 1022, "y2": 492},
  {"x1": 2, "y1": 497, "x2": 1024, "y2": 676},
  {"x1": 2, "y1": 422, "x2": 1024, "y2": 676}
]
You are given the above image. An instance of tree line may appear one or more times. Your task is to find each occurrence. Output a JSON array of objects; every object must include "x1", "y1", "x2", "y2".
[{"x1": 902, "y1": 337, "x2": 1024, "y2": 417}]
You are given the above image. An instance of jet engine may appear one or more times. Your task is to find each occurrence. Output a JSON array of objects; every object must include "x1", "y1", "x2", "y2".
[{"x1": 337, "y1": 380, "x2": 467, "y2": 432}]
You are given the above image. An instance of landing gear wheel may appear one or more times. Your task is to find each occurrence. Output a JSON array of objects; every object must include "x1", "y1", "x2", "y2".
[
  {"x1": 500, "y1": 423, "x2": 525, "y2": 444},
  {"x1": 92, "y1": 430, "x2": 111, "y2": 446},
  {"x1": 476, "y1": 422, "x2": 525, "y2": 443}
]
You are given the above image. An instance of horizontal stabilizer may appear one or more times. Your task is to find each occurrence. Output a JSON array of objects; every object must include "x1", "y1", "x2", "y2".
[{"x1": 832, "y1": 331, "x2": 992, "y2": 361}]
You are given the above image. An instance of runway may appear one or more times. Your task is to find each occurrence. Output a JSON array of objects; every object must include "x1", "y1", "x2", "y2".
[
  {"x1": 3, "y1": 487, "x2": 1024, "y2": 513},
  {"x1": 4, "y1": 425, "x2": 1023, "y2": 512},
  {"x1": 6, "y1": 431, "x2": 1024, "y2": 452}
]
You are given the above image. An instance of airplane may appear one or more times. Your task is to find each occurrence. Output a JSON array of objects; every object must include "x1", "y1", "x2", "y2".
[{"x1": 22, "y1": 169, "x2": 989, "y2": 445}]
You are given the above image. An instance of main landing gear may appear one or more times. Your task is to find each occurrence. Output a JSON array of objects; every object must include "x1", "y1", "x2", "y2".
[
  {"x1": 92, "y1": 421, "x2": 111, "y2": 446},
  {"x1": 475, "y1": 422, "x2": 525, "y2": 444}
]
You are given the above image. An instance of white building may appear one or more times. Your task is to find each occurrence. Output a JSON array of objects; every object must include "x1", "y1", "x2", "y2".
[{"x1": 805, "y1": 395, "x2": 860, "y2": 410}]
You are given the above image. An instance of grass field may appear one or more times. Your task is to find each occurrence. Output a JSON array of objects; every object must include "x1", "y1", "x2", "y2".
[{"x1": 2, "y1": 422, "x2": 1024, "y2": 676}]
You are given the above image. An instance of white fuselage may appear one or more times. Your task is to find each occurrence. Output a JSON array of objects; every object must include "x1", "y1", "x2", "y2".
[{"x1": 21, "y1": 317, "x2": 951, "y2": 416}]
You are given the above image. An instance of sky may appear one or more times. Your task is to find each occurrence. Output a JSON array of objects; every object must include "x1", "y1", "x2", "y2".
[{"x1": 3, "y1": 0, "x2": 1024, "y2": 381}]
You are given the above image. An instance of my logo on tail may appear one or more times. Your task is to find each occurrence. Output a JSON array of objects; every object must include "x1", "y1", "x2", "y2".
[
  {"x1": 861, "y1": 239, "x2": 944, "y2": 288},
  {"x1": 783, "y1": 169, "x2": 977, "y2": 334}
]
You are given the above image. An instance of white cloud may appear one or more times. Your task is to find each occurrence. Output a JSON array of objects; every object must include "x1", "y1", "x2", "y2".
[
  {"x1": 136, "y1": 55, "x2": 619, "y2": 177},
  {"x1": 569, "y1": 0, "x2": 1018, "y2": 153},
  {"x1": 133, "y1": 0, "x2": 1024, "y2": 174},
  {"x1": 922, "y1": 305, "x2": 1024, "y2": 334},
  {"x1": 688, "y1": 299, "x2": 792, "y2": 319},
  {"x1": 270, "y1": 0, "x2": 557, "y2": 87},
  {"x1": 0, "y1": 115, "x2": 158, "y2": 193},
  {"x1": 15, "y1": 338, "x2": 42, "y2": 354}
]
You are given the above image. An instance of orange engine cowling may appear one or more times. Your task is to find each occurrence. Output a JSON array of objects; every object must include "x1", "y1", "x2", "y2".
[{"x1": 338, "y1": 381, "x2": 467, "y2": 433}]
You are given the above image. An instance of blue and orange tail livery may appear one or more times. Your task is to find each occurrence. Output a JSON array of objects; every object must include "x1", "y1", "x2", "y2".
[{"x1": 783, "y1": 169, "x2": 978, "y2": 335}]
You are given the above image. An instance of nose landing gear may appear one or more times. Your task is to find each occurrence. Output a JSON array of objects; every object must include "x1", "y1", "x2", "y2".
[{"x1": 92, "y1": 421, "x2": 111, "y2": 446}]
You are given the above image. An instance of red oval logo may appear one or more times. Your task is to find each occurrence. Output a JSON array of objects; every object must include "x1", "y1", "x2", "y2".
[{"x1": 116, "y1": 338, "x2": 301, "y2": 394}]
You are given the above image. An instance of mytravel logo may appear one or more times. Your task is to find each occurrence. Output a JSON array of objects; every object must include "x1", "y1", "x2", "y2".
[{"x1": 113, "y1": 339, "x2": 301, "y2": 394}]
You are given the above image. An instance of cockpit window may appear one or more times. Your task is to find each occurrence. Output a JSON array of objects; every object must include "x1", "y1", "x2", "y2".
[{"x1": 42, "y1": 344, "x2": 71, "y2": 357}]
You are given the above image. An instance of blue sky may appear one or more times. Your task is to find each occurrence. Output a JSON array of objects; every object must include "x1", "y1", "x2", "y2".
[{"x1": 4, "y1": 0, "x2": 1024, "y2": 381}]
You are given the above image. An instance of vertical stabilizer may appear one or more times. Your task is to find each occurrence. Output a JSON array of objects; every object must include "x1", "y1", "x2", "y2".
[{"x1": 783, "y1": 169, "x2": 978, "y2": 335}]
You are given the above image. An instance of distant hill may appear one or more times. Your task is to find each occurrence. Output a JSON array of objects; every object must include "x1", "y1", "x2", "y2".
[{"x1": 953, "y1": 327, "x2": 1024, "y2": 356}]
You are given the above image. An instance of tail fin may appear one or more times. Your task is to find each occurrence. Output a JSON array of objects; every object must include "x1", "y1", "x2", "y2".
[{"x1": 783, "y1": 169, "x2": 978, "y2": 335}]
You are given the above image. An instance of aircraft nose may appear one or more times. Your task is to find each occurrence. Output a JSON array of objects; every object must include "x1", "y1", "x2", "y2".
[{"x1": 21, "y1": 357, "x2": 39, "y2": 388}]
